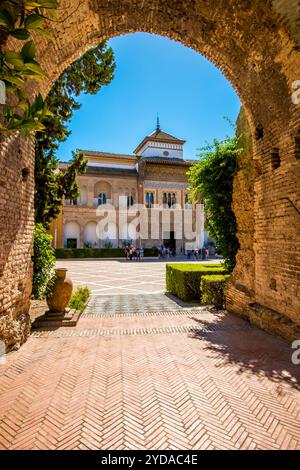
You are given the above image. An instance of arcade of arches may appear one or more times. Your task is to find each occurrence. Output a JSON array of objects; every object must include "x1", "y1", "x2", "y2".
[{"x1": 0, "y1": 0, "x2": 300, "y2": 350}]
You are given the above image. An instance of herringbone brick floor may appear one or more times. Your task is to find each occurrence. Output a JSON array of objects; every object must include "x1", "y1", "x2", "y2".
[{"x1": 0, "y1": 294, "x2": 300, "y2": 450}]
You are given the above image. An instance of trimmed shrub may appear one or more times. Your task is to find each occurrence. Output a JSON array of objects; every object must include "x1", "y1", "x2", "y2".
[
  {"x1": 55, "y1": 247, "x2": 159, "y2": 259},
  {"x1": 166, "y1": 264, "x2": 227, "y2": 302},
  {"x1": 200, "y1": 274, "x2": 231, "y2": 309},
  {"x1": 68, "y1": 286, "x2": 91, "y2": 311},
  {"x1": 32, "y1": 224, "x2": 56, "y2": 300}
]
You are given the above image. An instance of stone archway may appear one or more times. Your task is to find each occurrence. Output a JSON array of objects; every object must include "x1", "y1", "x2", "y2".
[{"x1": 0, "y1": 0, "x2": 300, "y2": 350}]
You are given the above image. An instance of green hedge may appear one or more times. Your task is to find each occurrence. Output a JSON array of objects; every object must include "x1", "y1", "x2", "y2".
[
  {"x1": 55, "y1": 247, "x2": 159, "y2": 259},
  {"x1": 166, "y1": 264, "x2": 228, "y2": 302},
  {"x1": 200, "y1": 274, "x2": 231, "y2": 309},
  {"x1": 32, "y1": 224, "x2": 56, "y2": 300}
]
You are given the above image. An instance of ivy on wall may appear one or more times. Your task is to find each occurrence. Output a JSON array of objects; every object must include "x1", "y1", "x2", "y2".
[
  {"x1": 188, "y1": 136, "x2": 242, "y2": 272},
  {"x1": 0, "y1": 0, "x2": 59, "y2": 137}
]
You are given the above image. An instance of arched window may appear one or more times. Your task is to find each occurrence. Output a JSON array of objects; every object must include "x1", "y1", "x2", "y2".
[
  {"x1": 145, "y1": 192, "x2": 154, "y2": 208},
  {"x1": 98, "y1": 192, "x2": 106, "y2": 206},
  {"x1": 163, "y1": 192, "x2": 176, "y2": 208},
  {"x1": 150, "y1": 192, "x2": 154, "y2": 207},
  {"x1": 185, "y1": 193, "x2": 192, "y2": 208},
  {"x1": 127, "y1": 193, "x2": 134, "y2": 207}
]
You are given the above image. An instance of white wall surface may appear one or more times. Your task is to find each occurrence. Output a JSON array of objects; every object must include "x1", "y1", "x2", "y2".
[
  {"x1": 64, "y1": 221, "x2": 80, "y2": 248},
  {"x1": 83, "y1": 221, "x2": 98, "y2": 247}
]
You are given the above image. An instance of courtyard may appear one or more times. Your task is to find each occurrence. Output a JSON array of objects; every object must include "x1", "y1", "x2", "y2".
[
  {"x1": 55, "y1": 258, "x2": 220, "y2": 296},
  {"x1": 0, "y1": 260, "x2": 299, "y2": 450}
]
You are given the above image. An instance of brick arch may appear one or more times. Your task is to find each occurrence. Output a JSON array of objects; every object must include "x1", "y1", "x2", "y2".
[{"x1": 1, "y1": 0, "x2": 300, "y2": 350}]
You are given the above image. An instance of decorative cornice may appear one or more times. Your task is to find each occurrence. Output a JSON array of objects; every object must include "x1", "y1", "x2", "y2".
[
  {"x1": 79, "y1": 150, "x2": 137, "y2": 160},
  {"x1": 140, "y1": 157, "x2": 191, "y2": 166},
  {"x1": 144, "y1": 182, "x2": 189, "y2": 190},
  {"x1": 86, "y1": 166, "x2": 138, "y2": 177}
]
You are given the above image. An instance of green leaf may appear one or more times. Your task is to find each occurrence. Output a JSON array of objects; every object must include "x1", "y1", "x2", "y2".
[
  {"x1": 22, "y1": 71, "x2": 44, "y2": 81},
  {"x1": 34, "y1": 27, "x2": 54, "y2": 41},
  {"x1": 38, "y1": 0, "x2": 59, "y2": 8},
  {"x1": 24, "y1": 1, "x2": 44, "y2": 10},
  {"x1": 3, "y1": 74, "x2": 25, "y2": 88},
  {"x1": 33, "y1": 122, "x2": 46, "y2": 131},
  {"x1": 9, "y1": 28, "x2": 30, "y2": 40},
  {"x1": 19, "y1": 102, "x2": 30, "y2": 112},
  {"x1": 23, "y1": 70, "x2": 44, "y2": 82},
  {"x1": 24, "y1": 61, "x2": 46, "y2": 77},
  {"x1": 20, "y1": 129, "x2": 31, "y2": 138},
  {"x1": 25, "y1": 15, "x2": 44, "y2": 30},
  {"x1": 4, "y1": 83, "x2": 16, "y2": 95},
  {"x1": 4, "y1": 51, "x2": 24, "y2": 68},
  {"x1": 33, "y1": 94, "x2": 45, "y2": 111},
  {"x1": 0, "y1": 18, "x2": 9, "y2": 29},
  {"x1": 0, "y1": 10, "x2": 15, "y2": 30},
  {"x1": 17, "y1": 122, "x2": 37, "y2": 130},
  {"x1": 21, "y1": 41, "x2": 36, "y2": 61}
]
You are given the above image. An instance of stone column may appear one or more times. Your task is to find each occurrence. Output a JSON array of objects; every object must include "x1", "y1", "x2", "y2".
[
  {"x1": 87, "y1": 179, "x2": 94, "y2": 207},
  {"x1": 79, "y1": 222, "x2": 84, "y2": 248}
]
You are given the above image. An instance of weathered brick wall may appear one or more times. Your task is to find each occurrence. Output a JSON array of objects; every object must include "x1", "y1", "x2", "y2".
[
  {"x1": 0, "y1": 0, "x2": 300, "y2": 349},
  {"x1": 227, "y1": 107, "x2": 300, "y2": 341},
  {"x1": 226, "y1": 107, "x2": 256, "y2": 319},
  {"x1": 0, "y1": 133, "x2": 34, "y2": 349}
]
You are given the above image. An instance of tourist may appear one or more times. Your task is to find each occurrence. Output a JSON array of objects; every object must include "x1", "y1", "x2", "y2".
[
  {"x1": 129, "y1": 247, "x2": 133, "y2": 261},
  {"x1": 140, "y1": 246, "x2": 144, "y2": 261},
  {"x1": 205, "y1": 247, "x2": 209, "y2": 260}
]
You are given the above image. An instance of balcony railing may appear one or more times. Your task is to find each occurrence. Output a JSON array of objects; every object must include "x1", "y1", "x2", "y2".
[{"x1": 93, "y1": 198, "x2": 113, "y2": 207}]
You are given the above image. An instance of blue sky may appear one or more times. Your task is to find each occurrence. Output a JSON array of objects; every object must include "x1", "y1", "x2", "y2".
[{"x1": 56, "y1": 33, "x2": 241, "y2": 162}]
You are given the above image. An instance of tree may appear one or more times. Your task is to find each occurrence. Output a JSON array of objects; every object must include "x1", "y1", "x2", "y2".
[
  {"x1": 35, "y1": 41, "x2": 115, "y2": 227},
  {"x1": 35, "y1": 150, "x2": 87, "y2": 225},
  {"x1": 188, "y1": 136, "x2": 242, "y2": 272}
]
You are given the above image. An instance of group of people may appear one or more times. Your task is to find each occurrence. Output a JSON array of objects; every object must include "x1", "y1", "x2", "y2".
[
  {"x1": 187, "y1": 247, "x2": 210, "y2": 260},
  {"x1": 124, "y1": 244, "x2": 210, "y2": 261},
  {"x1": 124, "y1": 246, "x2": 144, "y2": 261},
  {"x1": 158, "y1": 244, "x2": 176, "y2": 259}
]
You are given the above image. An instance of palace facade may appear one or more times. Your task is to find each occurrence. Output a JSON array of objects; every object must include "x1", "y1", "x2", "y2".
[{"x1": 50, "y1": 125, "x2": 207, "y2": 254}]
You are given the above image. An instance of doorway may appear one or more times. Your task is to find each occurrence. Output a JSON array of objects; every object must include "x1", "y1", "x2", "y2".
[{"x1": 163, "y1": 231, "x2": 176, "y2": 253}]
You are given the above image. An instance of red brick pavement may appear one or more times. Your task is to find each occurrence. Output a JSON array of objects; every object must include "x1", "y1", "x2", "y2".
[{"x1": 0, "y1": 300, "x2": 300, "y2": 450}]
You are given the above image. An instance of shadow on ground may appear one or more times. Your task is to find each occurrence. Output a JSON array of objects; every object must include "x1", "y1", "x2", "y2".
[
  {"x1": 189, "y1": 312, "x2": 300, "y2": 391},
  {"x1": 164, "y1": 292, "x2": 202, "y2": 308}
]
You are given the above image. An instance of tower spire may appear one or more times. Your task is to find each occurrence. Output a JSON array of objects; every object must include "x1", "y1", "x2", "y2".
[{"x1": 156, "y1": 114, "x2": 160, "y2": 133}]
